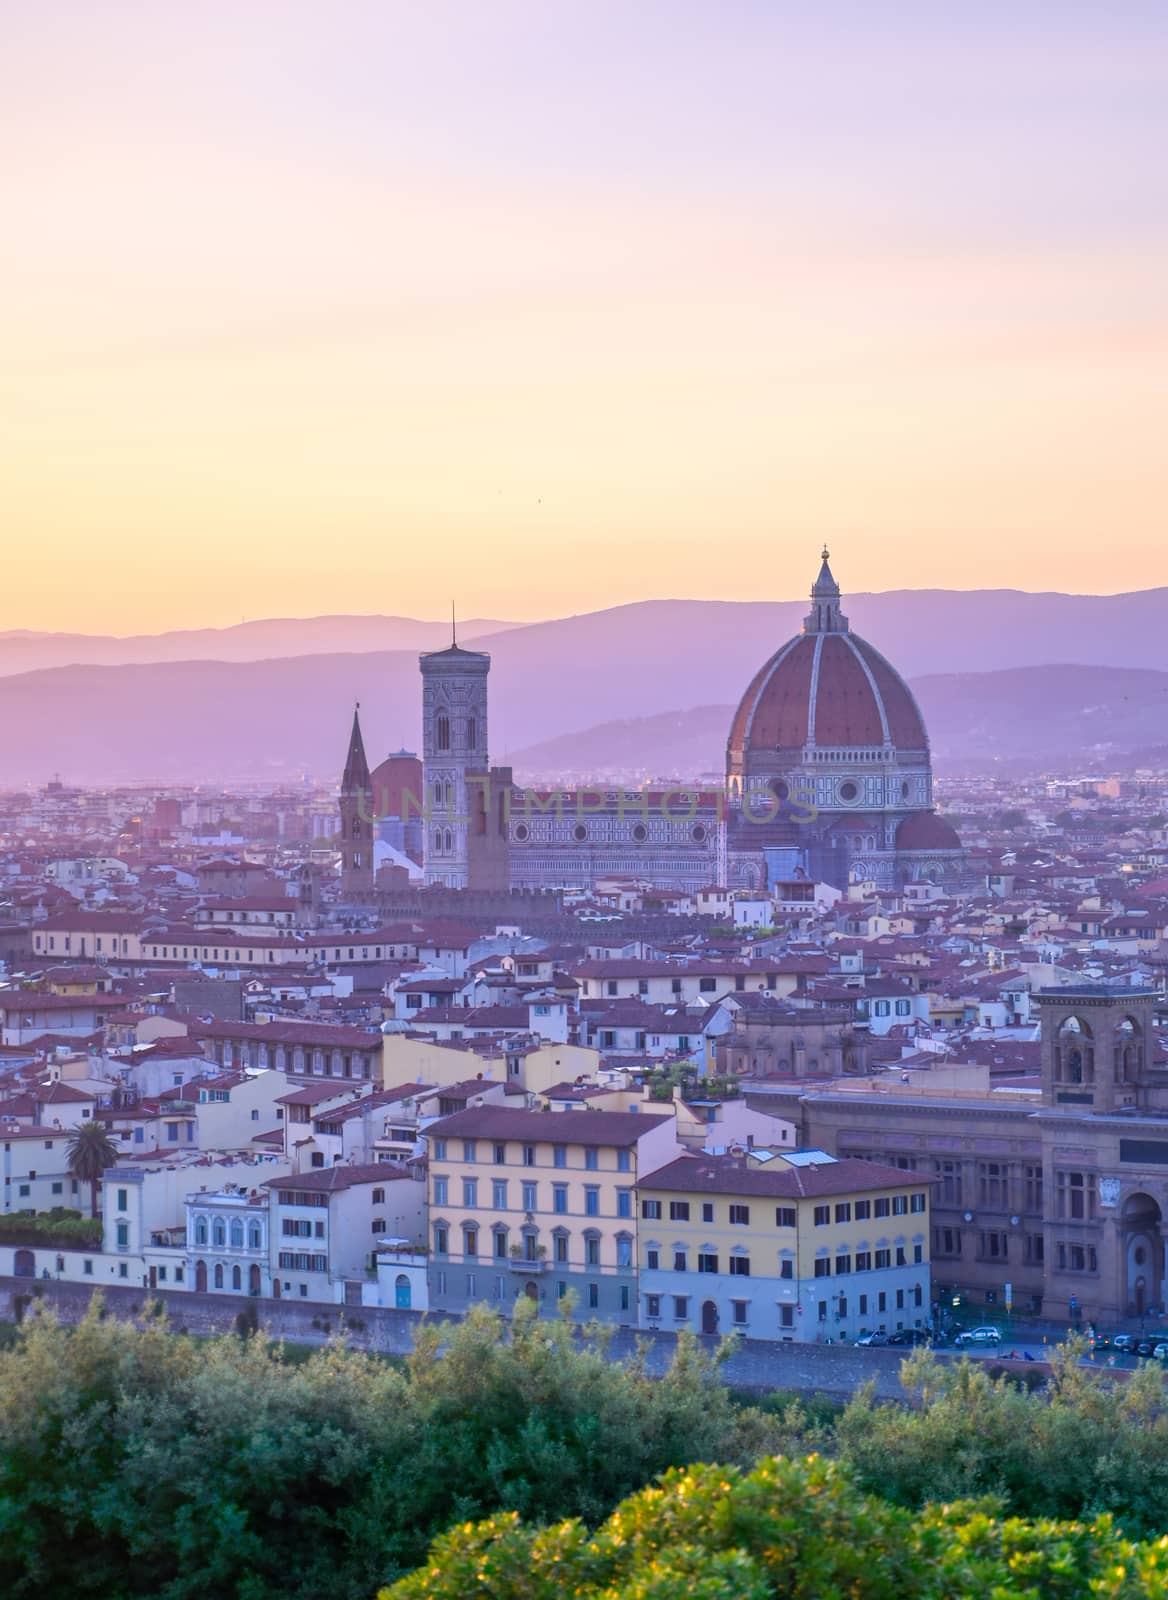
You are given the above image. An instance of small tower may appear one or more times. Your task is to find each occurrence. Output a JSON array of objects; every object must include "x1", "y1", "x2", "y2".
[
  {"x1": 419, "y1": 620, "x2": 491, "y2": 889},
  {"x1": 338, "y1": 705, "x2": 374, "y2": 900},
  {"x1": 803, "y1": 545, "x2": 849, "y2": 635}
]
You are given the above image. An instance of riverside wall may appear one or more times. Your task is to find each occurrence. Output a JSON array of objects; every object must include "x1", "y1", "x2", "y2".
[{"x1": 0, "y1": 1275, "x2": 922, "y2": 1402}]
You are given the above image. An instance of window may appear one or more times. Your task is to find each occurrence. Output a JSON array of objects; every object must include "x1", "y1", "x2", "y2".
[
  {"x1": 702, "y1": 1202, "x2": 715, "y2": 1223},
  {"x1": 494, "y1": 1229, "x2": 508, "y2": 1258},
  {"x1": 646, "y1": 1294, "x2": 661, "y2": 1319},
  {"x1": 584, "y1": 1148, "x2": 598, "y2": 1171},
  {"x1": 813, "y1": 1205, "x2": 830, "y2": 1226},
  {"x1": 913, "y1": 1243, "x2": 923, "y2": 1264},
  {"x1": 617, "y1": 1149, "x2": 631, "y2": 1173},
  {"x1": 855, "y1": 1250, "x2": 872, "y2": 1271},
  {"x1": 462, "y1": 1178, "x2": 478, "y2": 1208},
  {"x1": 780, "y1": 1304, "x2": 795, "y2": 1329},
  {"x1": 669, "y1": 1200, "x2": 690, "y2": 1221},
  {"x1": 555, "y1": 1234, "x2": 569, "y2": 1263},
  {"x1": 978, "y1": 1163, "x2": 1007, "y2": 1208},
  {"x1": 673, "y1": 1296, "x2": 689, "y2": 1321},
  {"x1": 910, "y1": 1192, "x2": 926, "y2": 1214},
  {"x1": 432, "y1": 1139, "x2": 447, "y2": 1161},
  {"x1": 83, "y1": 1259, "x2": 93, "y2": 1276},
  {"x1": 814, "y1": 1257, "x2": 831, "y2": 1278},
  {"x1": 553, "y1": 1145, "x2": 567, "y2": 1169},
  {"x1": 1025, "y1": 1232, "x2": 1045, "y2": 1264},
  {"x1": 1056, "y1": 1242, "x2": 1098, "y2": 1273},
  {"x1": 523, "y1": 1145, "x2": 536, "y2": 1168},
  {"x1": 1056, "y1": 1170, "x2": 1094, "y2": 1221},
  {"x1": 584, "y1": 1186, "x2": 599, "y2": 1217},
  {"x1": 1024, "y1": 1165, "x2": 1043, "y2": 1212},
  {"x1": 698, "y1": 1252, "x2": 718, "y2": 1273},
  {"x1": 587, "y1": 1237, "x2": 601, "y2": 1266},
  {"x1": 465, "y1": 1228, "x2": 478, "y2": 1257},
  {"x1": 728, "y1": 1255, "x2": 750, "y2": 1277},
  {"x1": 617, "y1": 1189, "x2": 632, "y2": 1219},
  {"x1": 779, "y1": 1257, "x2": 793, "y2": 1279},
  {"x1": 933, "y1": 1228, "x2": 961, "y2": 1258},
  {"x1": 731, "y1": 1300, "x2": 748, "y2": 1326},
  {"x1": 462, "y1": 1140, "x2": 477, "y2": 1163},
  {"x1": 979, "y1": 1231, "x2": 1009, "y2": 1261},
  {"x1": 673, "y1": 1249, "x2": 687, "y2": 1272},
  {"x1": 646, "y1": 1248, "x2": 659, "y2": 1271},
  {"x1": 775, "y1": 1206, "x2": 796, "y2": 1228},
  {"x1": 433, "y1": 1177, "x2": 448, "y2": 1206},
  {"x1": 874, "y1": 1248, "x2": 891, "y2": 1269},
  {"x1": 492, "y1": 1180, "x2": 508, "y2": 1210},
  {"x1": 522, "y1": 1182, "x2": 537, "y2": 1211},
  {"x1": 434, "y1": 1225, "x2": 449, "y2": 1254},
  {"x1": 835, "y1": 1203, "x2": 851, "y2": 1223},
  {"x1": 729, "y1": 1204, "x2": 750, "y2": 1226},
  {"x1": 616, "y1": 1236, "x2": 632, "y2": 1268},
  {"x1": 553, "y1": 1184, "x2": 568, "y2": 1214},
  {"x1": 493, "y1": 1143, "x2": 506, "y2": 1165},
  {"x1": 116, "y1": 1188, "x2": 128, "y2": 1211},
  {"x1": 854, "y1": 1199, "x2": 871, "y2": 1220},
  {"x1": 835, "y1": 1253, "x2": 852, "y2": 1276},
  {"x1": 588, "y1": 1282, "x2": 599, "y2": 1309},
  {"x1": 642, "y1": 1199, "x2": 662, "y2": 1220},
  {"x1": 874, "y1": 1197, "x2": 890, "y2": 1218}
]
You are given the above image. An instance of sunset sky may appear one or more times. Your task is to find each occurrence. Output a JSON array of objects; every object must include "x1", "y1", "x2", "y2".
[{"x1": 2, "y1": 1, "x2": 1165, "y2": 633}]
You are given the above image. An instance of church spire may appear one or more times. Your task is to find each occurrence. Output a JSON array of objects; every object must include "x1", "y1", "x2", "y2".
[
  {"x1": 341, "y1": 702, "x2": 371, "y2": 793},
  {"x1": 804, "y1": 545, "x2": 848, "y2": 635}
]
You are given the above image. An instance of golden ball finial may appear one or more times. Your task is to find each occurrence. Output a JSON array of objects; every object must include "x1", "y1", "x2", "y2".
[{"x1": 821, "y1": 544, "x2": 830, "y2": 562}]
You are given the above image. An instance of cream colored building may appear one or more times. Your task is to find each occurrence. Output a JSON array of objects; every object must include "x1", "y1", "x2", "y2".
[
  {"x1": 638, "y1": 1149, "x2": 931, "y2": 1343},
  {"x1": 424, "y1": 1105, "x2": 682, "y2": 1322}
]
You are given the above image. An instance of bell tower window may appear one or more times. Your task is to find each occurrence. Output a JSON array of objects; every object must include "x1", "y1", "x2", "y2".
[{"x1": 436, "y1": 713, "x2": 450, "y2": 750}]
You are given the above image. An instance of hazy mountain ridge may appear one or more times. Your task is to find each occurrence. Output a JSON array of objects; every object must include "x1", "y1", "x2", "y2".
[
  {"x1": 0, "y1": 616, "x2": 514, "y2": 675},
  {"x1": 1, "y1": 591, "x2": 1167, "y2": 783},
  {"x1": 508, "y1": 666, "x2": 1168, "y2": 781}
]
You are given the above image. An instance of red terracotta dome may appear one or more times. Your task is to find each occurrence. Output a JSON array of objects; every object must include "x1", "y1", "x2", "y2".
[
  {"x1": 369, "y1": 751, "x2": 423, "y2": 821},
  {"x1": 728, "y1": 631, "x2": 928, "y2": 758},
  {"x1": 895, "y1": 811, "x2": 962, "y2": 851}
]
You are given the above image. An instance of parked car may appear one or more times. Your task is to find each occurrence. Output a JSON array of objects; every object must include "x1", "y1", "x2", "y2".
[
  {"x1": 1112, "y1": 1333, "x2": 1139, "y2": 1353},
  {"x1": 954, "y1": 1325, "x2": 1002, "y2": 1347},
  {"x1": 1152, "y1": 1342, "x2": 1168, "y2": 1362},
  {"x1": 1089, "y1": 1331, "x2": 1113, "y2": 1351},
  {"x1": 855, "y1": 1330, "x2": 888, "y2": 1346},
  {"x1": 887, "y1": 1328, "x2": 932, "y2": 1347}
]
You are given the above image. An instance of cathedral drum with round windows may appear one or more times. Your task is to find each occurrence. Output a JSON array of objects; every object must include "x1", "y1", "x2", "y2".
[{"x1": 724, "y1": 550, "x2": 965, "y2": 891}]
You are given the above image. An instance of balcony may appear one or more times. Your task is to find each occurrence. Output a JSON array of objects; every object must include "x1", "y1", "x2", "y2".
[{"x1": 508, "y1": 1252, "x2": 551, "y2": 1273}]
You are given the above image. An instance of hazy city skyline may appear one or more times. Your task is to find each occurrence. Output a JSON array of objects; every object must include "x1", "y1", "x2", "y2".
[{"x1": 3, "y1": 1, "x2": 1166, "y2": 632}]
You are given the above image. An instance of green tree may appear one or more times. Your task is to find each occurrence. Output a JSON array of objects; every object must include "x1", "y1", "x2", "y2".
[
  {"x1": 65, "y1": 1120, "x2": 120, "y2": 1218},
  {"x1": 380, "y1": 1455, "x2": 1168, "y2": 1600}
]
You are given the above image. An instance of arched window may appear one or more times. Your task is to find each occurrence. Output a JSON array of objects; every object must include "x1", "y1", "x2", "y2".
[
  {"x1": 436, "y1": 713, "x2": 450, "y2": 750},
  {"x1": 351, "y1": 817, "x2": 361, "y2": 838},
  {"x1": 229, "y1": 1219, "x2": 244, "y2": 1248},
  {"x1": 466, "y1": 717, "x2": 477, "y2": 750},
  {"x1": 433, "y1": 828, "x2": 443, "y2": 853},
  {"x1": 444, "y1": 829, "x2": 453, "y2": 851},
  {"x1": 248, "y1": 1222, "x2": 261, "y2": 1250},
  {"x1": 194, "y1": 1217, "x2": 208, "y2": 1247},
  {"x1": 212, "y1": 1219, "x2": 226, "y2": 1248},
  {"x1": 232, "y1": 1265, "x2": 242, "y2": 1291},
  {"x1": 213, "y1": 1263, "x2": 224, "y2": 1289}
]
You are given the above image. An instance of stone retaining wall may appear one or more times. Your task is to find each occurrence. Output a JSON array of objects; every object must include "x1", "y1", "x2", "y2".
[{"x1": 0, "y1": 1275, "x2": 919, "y2": 1401}]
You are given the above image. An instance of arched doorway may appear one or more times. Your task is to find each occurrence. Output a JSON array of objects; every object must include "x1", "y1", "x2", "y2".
[
  {"x1": 194, "y1": 1260, "x2": 207, "y2": 1293},
  {"x1": 701, "y1": 1300, "x2": 719, "y2": 1335},
  {"x1": 1123, "y1": 1192, "x2": 1162, "y2": 1316},
  {"x1": 395, "y1": 1273, "x2": 412, "y2": 1309},
  {"x1": 13, "y1": 1249, "x2": 34, "y2": 1279},
  {"x1": 1055, "y1": 1015, "x2": 1095, "y2": 1086}
]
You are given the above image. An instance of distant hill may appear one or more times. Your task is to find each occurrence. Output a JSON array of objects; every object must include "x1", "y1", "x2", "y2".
[
  {"x1": 2, "y1": 592, "x2": 1168, "y2": 784},
  {"x1": 508, "y1": 665, "x2": 1168, "y2": 782},
  {"x1": 0, "y1": 616, "x2": 514, "y2": 676}
]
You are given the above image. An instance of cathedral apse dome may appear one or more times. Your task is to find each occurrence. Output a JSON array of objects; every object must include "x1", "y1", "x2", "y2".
[{"x1": 724, "y1": 551, "x2": 963, "y2": 890}]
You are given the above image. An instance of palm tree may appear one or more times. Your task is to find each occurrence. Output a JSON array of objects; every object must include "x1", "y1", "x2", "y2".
[{"x1": 66, "y1": 1121, "x2": 120, "y2": 1219}]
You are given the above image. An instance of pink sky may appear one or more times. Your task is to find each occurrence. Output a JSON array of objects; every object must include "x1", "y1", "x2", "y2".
[{"x1": 1, "y1": 1, "x2": 1165, "y2": 631}]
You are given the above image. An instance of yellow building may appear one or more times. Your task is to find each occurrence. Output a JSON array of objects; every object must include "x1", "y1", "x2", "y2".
[
  {"x1": 637, "y1": 1149, "x2": 931, "y2": 1343},
  {"x1": 382, "y1": 1031, "x2": 599, "y2": 1096},
  {"x1": 424, "y1": 1105, "x2": 682, "y2": 1322}
]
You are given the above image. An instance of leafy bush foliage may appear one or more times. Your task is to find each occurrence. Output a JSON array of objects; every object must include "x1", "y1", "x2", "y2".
[
  {"x1": 0, "y1": 1207, "x2": 102, "y2": 1250},
  {"x1": 0, "y1": 1297, "x2": 785, "y2": 1599},
  {"x1": 381, "y1": 1455, "x2": 1168, "y2": 1600}
]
